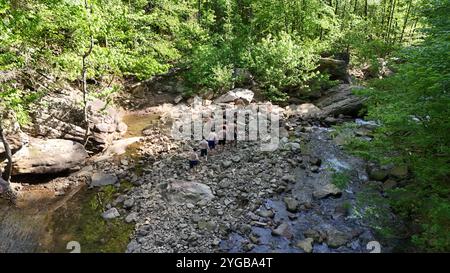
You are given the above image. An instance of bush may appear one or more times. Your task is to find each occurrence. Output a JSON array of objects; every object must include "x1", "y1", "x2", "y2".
[
  {"x1": 347, "y1": 0, "x2": 450, "y2": 252},
  {"x1": 243, "y1": 32, "x2": 318, "y2": 101}
]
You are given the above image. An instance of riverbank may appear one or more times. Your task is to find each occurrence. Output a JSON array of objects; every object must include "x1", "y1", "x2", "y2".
[{"x1": 0, "y1": 85, "x2": 401, "y2": 253}]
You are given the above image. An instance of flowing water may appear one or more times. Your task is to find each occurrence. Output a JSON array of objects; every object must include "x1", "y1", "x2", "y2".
[{"x1": 0, "y1": 112, "x2": 159, "y2": 253}]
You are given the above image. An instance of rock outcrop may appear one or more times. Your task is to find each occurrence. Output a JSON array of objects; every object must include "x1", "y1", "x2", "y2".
[
  {"x1": 214, "y1": 88, "x2": 254, "y2": 104},
  {"x1": 11, "y1": 138, "x2": 88, "y2": 175},
  {"x1": 315, "y1": 84, "x2": 366, "y2": 118},
  {"x1": 29, "y1": 88, "x2": 127, "y2": 147},
  {"x1": 318, "y1": 58, "x2": 351, "y2": 83}
]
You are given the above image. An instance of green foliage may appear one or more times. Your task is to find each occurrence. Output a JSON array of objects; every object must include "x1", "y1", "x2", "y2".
[
  {"x1": 348, "y1": 0, "x2": 450, "y2": 251},
  {"x1": 0, "y1": 0, "x2": 199, "y2": 80},
  {"x1": 332, "y1": 171, "x2": 351, "y2": 190},
  {"x1": 354, "y1": 185, "x2": 400, "y2": 240},
  {"x1": 0, "y1": 82, "x2": 42, "y2": 125},
  {"x1": 243, "y1": 33, "x2": 318, "y2": 101}
]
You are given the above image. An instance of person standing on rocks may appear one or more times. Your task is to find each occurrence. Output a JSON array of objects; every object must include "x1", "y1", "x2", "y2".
[
  {"x1": 218, "y1": 125, "x2": 227, "y2": 151},
  {"x1": 199, "y1": 137, "x2": 210, "y2": 161},
  {"x1": 207, "y1": 130, "x2": 217, "y2": 152},
  {"x1": 226, "y1": 120, "x2": 237, "y2": 147},
  {"x1": 188, "y1": 148, "x2": 200, "y2": 171}
]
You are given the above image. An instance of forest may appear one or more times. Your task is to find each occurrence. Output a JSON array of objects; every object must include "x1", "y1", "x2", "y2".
[{"x1": 0, "y1": 0, "x2": 449, "y2": 253}]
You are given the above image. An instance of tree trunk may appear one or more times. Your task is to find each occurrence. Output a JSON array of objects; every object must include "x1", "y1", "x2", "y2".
[
  {"x1": 0, "y1": 123, "x2": 12, "y2": 183},
  {"x1": 364, "y1": 0, "x2": 368, "y2": 17},
  {"x1": 386, "y1": 0, "x2": 397, "y2": 43},
  {"x1": 400, "y1": 0, "x2": 412, "y2": 43},
  {"x1": 82, "y1": 0, "x2": 94, "y2": 147}
]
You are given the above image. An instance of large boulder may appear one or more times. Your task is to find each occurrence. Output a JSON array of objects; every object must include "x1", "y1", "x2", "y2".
[
  {"x1": 318, "y1": 58, "x2": 351, "y2": 83},
  {"x1": 286, "y1": 103, "x2": 322, "y2": 119},
  {"x1": 315, "y1": 84, "x2": 366, "y2": 118},
  {"x1": 167, "y1": 181, "x2": 214, "y2": 204},
  {"x1": 11, "y1": 138, "x2": 88, "y2": 175},
  {"x1": 0, "y1": 132, "x2": 28, "y2": 161},
  {"x1": 29, "y1": 88, "x2": 126, "y2": 146},
  {"x1": 214, "y1": 88, "x2": 254, "y2": 104}
]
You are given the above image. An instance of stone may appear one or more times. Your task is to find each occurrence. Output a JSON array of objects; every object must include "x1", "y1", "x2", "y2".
[
  {"x1": 389, "y1": 165, "x2": 408, "y2": 179},
  {"x1": 90, "y1": 172, "x2": 119, "y2": 187},
  {"x1": 102, "y1": 208, "x2": 120, "y2": 220},
  {"x1": 125, "y1": 212, "x2": 138, "y2": 223},
  {"x1": 0, "y1": 132, "x2": 27, "y2": 161},
  {"x1": 281, "y1": 174, "x2": 295, "y2": 183},
  {"x1": 123, "y1": 198, "x2": 135, "y2": 209},
  {"x1": 95, "y1": 122, "x2": 116, "y2": 133},
  {"x1": 295, "y1": 103, "x2": 322, "y2": 119},
  {"x1": 368, "y1": 169, "x2": 388, "y2": 181},
  {"x1": 271, "y1": 223, "x2": 291, "y2": 238},
  {"x1": 257, "y1": 208, "x2": 274, "y2": 218},
  {"x1": 31, "y1": 89, "x2": 124, "y2": 145},
  {"x1": 283, "y1": 197, "x2": 299, "y2": 213},
  {"x1": 326, "y1": 227, "x2": 352, "y2": 248},
  {"x1": 231, "y1": 155, "x2": 241, "y2": 163},
  {"x1": 214, "y1": 88, "x2": 254, "y2": 104},
  {"x1": 285, "y1": 142, "x2": 301, "y2": 151},
  {"x1": 318, "y1": 58, "x2": 351, "y2": 83},
  {"x1": 117, "y1": 122, "x2": 128, "y2": 133},
  {"x1": 296, "y1": 238, "x2": 314, "y2": 253},
  {"x1": 174, "y1": 95, "x2": 183, "y2": 104},
  {"x1": 198, "y1": 220, "x2": 217, "y2": 231},
  {"x1": 102, "y1": 137, "x2": 142, "y2": 157},
  {"x1": 313, "y1": 184, "x2": 342, "y2": 199},
  {"x1": 304, "y1": 229, "x2": 326, "y2": 243},
  {"x1": 315, "y1": 84, "x2": 365, "y2": 118},
  {"x1": 383, "y1": 179, "x2": 397, "y2": 191},
  {"x1": 222, "y1": 160, "x2": 232, "y2": 168},
  {"x1": 0, "y1": 177, "x2": 8, "y2": 194},
  {"x1": 310, "y1": 165, "x2": 320, "y2": 173},
  {"x1": 11, "y1": 138, "x2": 88, "y2": 175},
  {"x1": 309, "y1": 157, "x2": 322, "y2": 166},
  {"x1": 168, "y1": 181, "x2": 214, "y2": 204}
]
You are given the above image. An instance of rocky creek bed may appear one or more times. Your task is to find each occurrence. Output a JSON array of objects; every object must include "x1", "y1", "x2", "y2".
[{"x1": 0, "y1": 86, "x2": 403, "y2": 253}]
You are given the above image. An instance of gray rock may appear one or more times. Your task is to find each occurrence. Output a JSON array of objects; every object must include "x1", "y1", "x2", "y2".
[
  {"x1": 222, "y1": 160, "x2": 233, "y2": 168},
  {"x1": 271, "y1": 223, "x2": 291, "y2": 238},
  {"x1": 12, "y1": 138, "x2": 88, "y2": 175},
  {"x1": 383, "y1": 179, "x2": 397, "y2": 191},
  {"x1": 368, "y1": 168, "x2": 388, "y2": 181},
  {"x1": 125, "y1": 212, "x2": 138, "y2": 223},
  {"x1": 286, "y1": 142, "x2": 301, "y2": 150},
  {"x1": 389, "y1": 165, "x2": 408, "y2": 179},
  {"x1": 123, "y1": 198, "x2": 135, "y2": 209},
  {"x1": 315, "y1": 84, "x2": 365, "y2": 118},
  {"x1": 296, "y1": 238, "x2": 314, "y2": 253},
  {"x1": 174, "y1": 95, "x2": 183, "y2": 104},
  {"x1": 283, "y1": 197, "x2": 299, "y2": 212},
  {"x1": 102, "y1": 208, "x2": 120, "y2": 220},
  {"x1": 281, "y1": 174, "x2": 295, "y2": 183},
  {"x1": 326, "y1": 227, "x2": 352, "y2": 248},
  {"x1": 168, "y1": 181, "x2": 214, "y2": 204},
  {"x1": 231, "y1": 155, "x2": 241, "y2": 163},
  {"x1": 310, "y1": 165, "x2": 320, "y2": 173},
  {"x1": 257, "y1": 208, "x2": 274, "y2": 218},
  {"x1": 214, "y1": 88, "x2": 254, "y2": 104},
  {"x1": 313, "y1": 184, "x2": 342, "y2": 199},
  {"x1": 90, "y1": 172, "x2": 119, "y2": 187}
]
